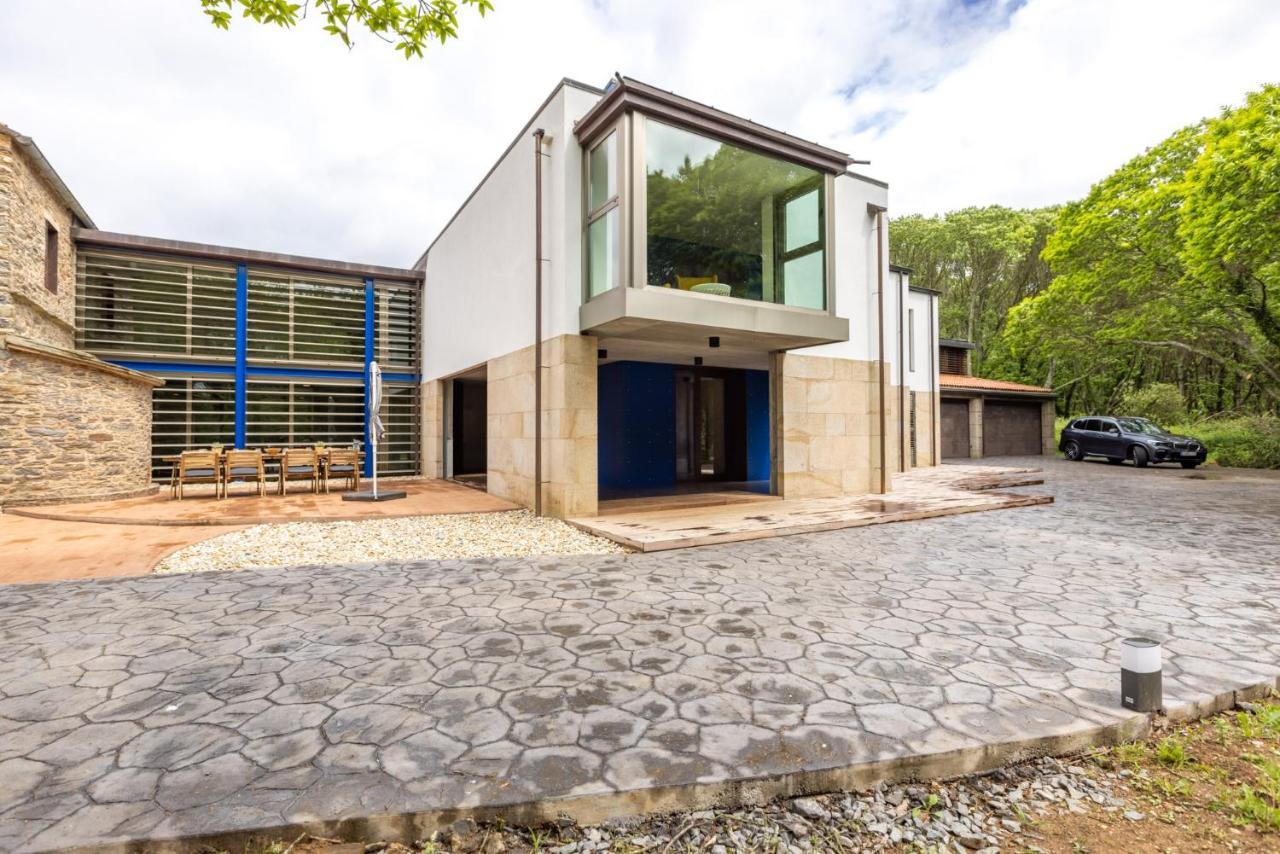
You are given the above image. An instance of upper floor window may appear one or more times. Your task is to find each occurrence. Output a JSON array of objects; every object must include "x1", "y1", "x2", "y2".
[
  {"x1": 44, "y1": 223, "x2": 58, "y2": 293},
  {"x1": 585, "y1": 132, "x2": 619, "y2": 298},
  {"x1": 644, "y1": 119, "x2": 826, "y2": 310}
]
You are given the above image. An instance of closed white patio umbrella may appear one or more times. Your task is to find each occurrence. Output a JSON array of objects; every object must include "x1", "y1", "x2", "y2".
[{"x1": 342, "y1": 360, "x2": 406, "y2": 502}]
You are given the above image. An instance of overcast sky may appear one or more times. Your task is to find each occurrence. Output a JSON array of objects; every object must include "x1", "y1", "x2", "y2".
[{"x1": 2, "y1": 0, "x2": 1277, "y2": 267}]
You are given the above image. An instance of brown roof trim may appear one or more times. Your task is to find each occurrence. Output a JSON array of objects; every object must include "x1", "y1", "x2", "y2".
[
  {"x1": 941, "y1": 386, "x2": 1056, "y2": 399},
  {"x1": 908, "y1": 284, "x2": 941, "y2": 297},
  {"x1": 939, "y1": 338, "x2": 976, "y2": 350},
  {"x1": 845, "y1": 170, "x2": 889, "y2": 190},
  {"x1": 74, "y1": 228, "x2": 424, "y2": 283},
  {"x1": 1, "y1": 123, "x2": 96, "y2": 228},
  {"x1": 2, "y1": 334, "x2": 165, "y2": 387},
  {"x1": 574, "y1": 76, "x2": 855, "y2": 175}
]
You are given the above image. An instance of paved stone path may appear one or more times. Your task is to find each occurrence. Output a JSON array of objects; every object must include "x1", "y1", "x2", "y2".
[{"x1": 2, "y1": 459, "x2": 1278, "y2": 852}]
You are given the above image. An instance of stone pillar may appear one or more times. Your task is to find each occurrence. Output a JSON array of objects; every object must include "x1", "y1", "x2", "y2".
[
  {"x1": 1041, "y1": 398, "x2": 1057, "y2": 456},
  {"x1": 968, "y1": 397, "x2": 984, "y2": 459},
  {"x1": 420, "y1": 379, "x2": 443, "y2": 479},
  {"x1": 487, "y1": 334, "x2": 597, "y2": 518},
  {"x1": 774, "y1": 352, "x2": 883, "y2": 498}
]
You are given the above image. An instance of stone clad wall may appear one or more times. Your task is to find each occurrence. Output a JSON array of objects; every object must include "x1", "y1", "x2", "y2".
[
  {"x1": 773, "y1": 352, "x2": 888, "y2": 498},
  {"x1": 487, "y1": 334, "x2": 597, "y2": 518},
  {"x1": 0, "y1": 341, "x2": 158, "y2": 506},
  {"x1": 0, "y1": 132, "x2": 78, "y2": 349}
]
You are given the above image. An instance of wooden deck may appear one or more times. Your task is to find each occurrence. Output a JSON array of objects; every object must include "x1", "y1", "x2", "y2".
[{"x1": 569, "y1": 465, "x2": 1051, "y2": 552}]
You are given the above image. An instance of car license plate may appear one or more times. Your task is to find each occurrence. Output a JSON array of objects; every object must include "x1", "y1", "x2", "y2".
[{"x1": 1180, "y1": 450, "x2": 1197, "y2": 456}]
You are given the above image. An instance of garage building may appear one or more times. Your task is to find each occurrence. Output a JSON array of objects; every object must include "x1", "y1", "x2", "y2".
[{"x1": 938, "y1": 339, "x2": 1056, "y2": 459}]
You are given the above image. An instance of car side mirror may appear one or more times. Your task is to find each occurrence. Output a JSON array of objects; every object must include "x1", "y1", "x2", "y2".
[{"x1": 1108, "y1": 428, "x2": 1120, "y2": 435}]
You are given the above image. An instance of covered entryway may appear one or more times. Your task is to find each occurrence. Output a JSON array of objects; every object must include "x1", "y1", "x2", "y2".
[
  {"x1": 941, "y1": 399, "x2": 971, "y2": 459},
  {"x1": 597, "y1": 360, "x2": 770, "y2": 506},
  {"x1": 983, "y1": 400, "x2": 1043, "y2": 457},
  {"x1": 444, "y1": 370, "x2": 487, "y2": 489}
]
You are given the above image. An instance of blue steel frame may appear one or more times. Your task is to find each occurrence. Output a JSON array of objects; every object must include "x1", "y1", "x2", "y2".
[{"x1": 108, "y1": 271, "x2": 417, "y2": 477}]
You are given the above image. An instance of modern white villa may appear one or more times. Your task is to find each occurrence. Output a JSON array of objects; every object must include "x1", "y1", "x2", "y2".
[
  {"x1": 0, "y1": 75, "x2": 941, "y2": 517},
  {"x1": 419, "y1": 76, "x2": 940, "y2": 518}
]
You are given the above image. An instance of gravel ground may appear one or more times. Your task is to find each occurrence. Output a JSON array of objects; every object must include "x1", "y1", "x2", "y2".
[
  {"x1": 277, "y1": 753, "x2": 1130, "y2": 854},
  {"x1": 153, "y1": 510, "x2": 626, "y2": 574}
]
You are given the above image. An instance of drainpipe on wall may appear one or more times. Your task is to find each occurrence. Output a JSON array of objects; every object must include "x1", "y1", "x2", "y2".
[
  {"x1": 868, "y1": 203, "x2": 888, "y2": 493},
  {"x1": 898, "y1": 268, "x2": 906, "y2": 473},
  {"x1": 533, "y1": 128, "x2": 546, "y2": 517},
  {"x1": 930, "y1": 292, "x2": 938, "y2": 464}
]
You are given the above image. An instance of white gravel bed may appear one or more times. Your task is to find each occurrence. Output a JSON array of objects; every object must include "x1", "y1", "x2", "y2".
[{"x1": 153, "y1": 510, "x2": 626, "y2": 574}]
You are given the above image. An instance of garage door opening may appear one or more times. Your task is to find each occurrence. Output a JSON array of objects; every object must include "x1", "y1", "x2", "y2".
[
  {"x1": 983, "y1": 400, "x2": 1043, "y2": 457},
  {"x1": 941, "y1": 399, "x2": 970, "y2": 459}
]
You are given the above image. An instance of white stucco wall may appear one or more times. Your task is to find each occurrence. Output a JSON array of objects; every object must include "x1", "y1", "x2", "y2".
[
  {"x1": 421, "y1": 81, "x2": 602, "y2": 381},
  {"x1": 904, "y1": 286, "x2": 938, "y2": 393},
  {"x1": 793, "y1": 172, "x2": 889, "y2": 367}
]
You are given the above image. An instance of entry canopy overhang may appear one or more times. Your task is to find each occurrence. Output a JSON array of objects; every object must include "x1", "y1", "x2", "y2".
[{"x1": 580, "y1": 285, "x2": 850, "y2": 352}]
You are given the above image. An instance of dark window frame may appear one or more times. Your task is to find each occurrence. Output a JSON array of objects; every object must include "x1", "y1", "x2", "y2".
[{"x1": 44, "y1": 222, "x2": 59, "y2": 294}]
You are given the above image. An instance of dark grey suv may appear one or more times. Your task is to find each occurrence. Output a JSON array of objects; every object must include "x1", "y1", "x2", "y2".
[{"x1": 1059, "y1": 416, "x2": 1208, "y2": 469}]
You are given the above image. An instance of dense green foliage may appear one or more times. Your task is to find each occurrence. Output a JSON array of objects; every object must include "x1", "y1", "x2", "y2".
[
  {"x1": 897, "y1": 85, "x2": 1280, "y2": 466},
  {"x1": 890, "y1": 206, "x2": 1056, "y2": 375},
  {"x1": 1175, "y1": 416, "x2": 1280, "y2": 469},
  {"x1": 1119, "y1": 382, "x2": 1187, "y2": 426},
  {"x1": 199, "y1": 0, "x2": 493, "y2": 57}
]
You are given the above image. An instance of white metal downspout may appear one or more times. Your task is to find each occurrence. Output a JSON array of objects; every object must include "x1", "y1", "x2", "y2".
[{"x1": 869, "y1": 203, "x2": 888, "y2": 493}]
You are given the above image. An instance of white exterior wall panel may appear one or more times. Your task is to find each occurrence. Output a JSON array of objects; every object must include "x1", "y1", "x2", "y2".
[
  {"x1": 423, "y1": 83, "x2": 602, "y2": 382},
  {"x1": 793, "y1": 173, "x2": 888, "y2": 366}
]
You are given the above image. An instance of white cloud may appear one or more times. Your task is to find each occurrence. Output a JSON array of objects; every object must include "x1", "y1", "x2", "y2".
[
  {"x1": 847, "y1": 0, "x2": 1280, "y2": 215},
  {"x1": 0, "y1": 0, "x2": 1274, "y2": 265}
]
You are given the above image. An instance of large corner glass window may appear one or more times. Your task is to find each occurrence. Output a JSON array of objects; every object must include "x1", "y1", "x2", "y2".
[
  {"x1": 585, "y1": 132, "x2": 619, "y2": 298},
  {"x1": 644, "y1": 118, "x2": 826, "y2": 310}
]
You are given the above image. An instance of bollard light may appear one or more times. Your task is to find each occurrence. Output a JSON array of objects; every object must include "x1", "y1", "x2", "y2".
[{"x1": 1120, "y1": 637, "x2": 1163, "y2": 712}]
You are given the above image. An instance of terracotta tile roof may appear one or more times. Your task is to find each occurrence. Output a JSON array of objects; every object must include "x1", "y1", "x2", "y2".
[{"x1": 939, "y1": 374, "x2": 1054, "y2": 395}]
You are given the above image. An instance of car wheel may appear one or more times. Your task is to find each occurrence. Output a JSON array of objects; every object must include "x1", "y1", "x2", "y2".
[
  {"x1": 1180, "y1": 461, "x2": 1198, "y2": 469},
  {"x1": 1063, "y1": 441, "x2": 1083, "y2": 461},
  {"x1": 1131, "y1": 445, "x2": 1150, "y2": 468},
  {"x1": 1107, "y1": 457, "x2": 1124, "y2": 465}
]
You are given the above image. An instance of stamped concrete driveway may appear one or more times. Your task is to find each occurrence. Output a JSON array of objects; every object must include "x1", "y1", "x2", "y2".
[{"x1": 1, "y1": 459, "x2": 1278, "y2": 852}]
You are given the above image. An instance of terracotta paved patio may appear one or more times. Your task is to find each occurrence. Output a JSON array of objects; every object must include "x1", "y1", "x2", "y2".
[
  {"x1": 570, "y1": 465, "x2": 1051, "y2": 551},
  {"x1": 0, "y1": 479, "x2": 517, "y2": 583},
  {"x1": 7, "y1": 478, "x2": 516, "y2": 527}
]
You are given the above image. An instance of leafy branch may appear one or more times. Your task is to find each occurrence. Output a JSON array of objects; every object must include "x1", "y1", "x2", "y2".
[{"x1": 199, "y1": 0, "x2": 494, "y2": 58}]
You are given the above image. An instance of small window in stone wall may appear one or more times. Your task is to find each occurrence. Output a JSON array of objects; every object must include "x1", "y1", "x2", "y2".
[{"x1": 45, "y1": 223, "x2": 58, "y2": 294}]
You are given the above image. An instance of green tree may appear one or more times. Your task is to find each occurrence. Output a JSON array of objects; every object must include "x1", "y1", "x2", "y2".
[
  {"x1": 199, "y1": 0, "x2": 493, "y2": 58},
  {"x1": 890, "y1": 206, "x2": 1055, "y2": 373},
  {"x1": 1180, "y1": 85, "x2": 1280, "y2": 353},
  {"x1": 1000, "y1": 85, "x2": 1280, "y2": 416}
]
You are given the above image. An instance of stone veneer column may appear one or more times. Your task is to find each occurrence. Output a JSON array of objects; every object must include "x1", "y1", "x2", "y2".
[
  {"x1": 773, "y1": 352, "x2": 886, "y2": 499},
  {"x1": 1041, "y1": 399, "x2": 1057, "y2": 456},
  {"x1": 968, "y1": 397, "x2": 984, "y2": 459},
  {"x1": 420, "y1": 379, "x2": 443, "y2": 479},
  {"x1": 486, "y1": 334, "x2": 597, "y2": 518}
]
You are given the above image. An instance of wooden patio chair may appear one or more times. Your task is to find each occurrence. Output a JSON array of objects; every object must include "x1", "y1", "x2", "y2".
[
  {"x1": 278, "y1": 448, "x2": 320, "y2": 495},
  {"x1": 175, "y1": 450, "x2": 221, "y2": 500},
  {"x1": 222, "y1": 449, "x2": 266, "y2": 498},
  {"x1": 323, "y1": 448, "x2": 360, "y2": 493}
]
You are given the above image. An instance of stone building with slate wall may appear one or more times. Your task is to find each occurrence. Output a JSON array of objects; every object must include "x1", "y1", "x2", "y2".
[
  {"x1": 0, "y1": 123, "x2": 425, "y2": 509},
  {"x1": 0, "y1": 124, "x2": 161, "y2": 506}
]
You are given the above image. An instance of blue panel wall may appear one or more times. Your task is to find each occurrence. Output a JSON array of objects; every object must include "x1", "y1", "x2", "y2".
[
  {"x1": 745, "y1": 369, "x2": 770, "y2": 483},
  {"x1": 598, "y1": 361, "x2": 676, "y2": 491}
]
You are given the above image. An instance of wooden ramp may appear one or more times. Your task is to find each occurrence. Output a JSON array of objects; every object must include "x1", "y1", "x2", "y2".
[{"x1": 569, "y1": 465, "x2": 1050, "y2": 552}]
